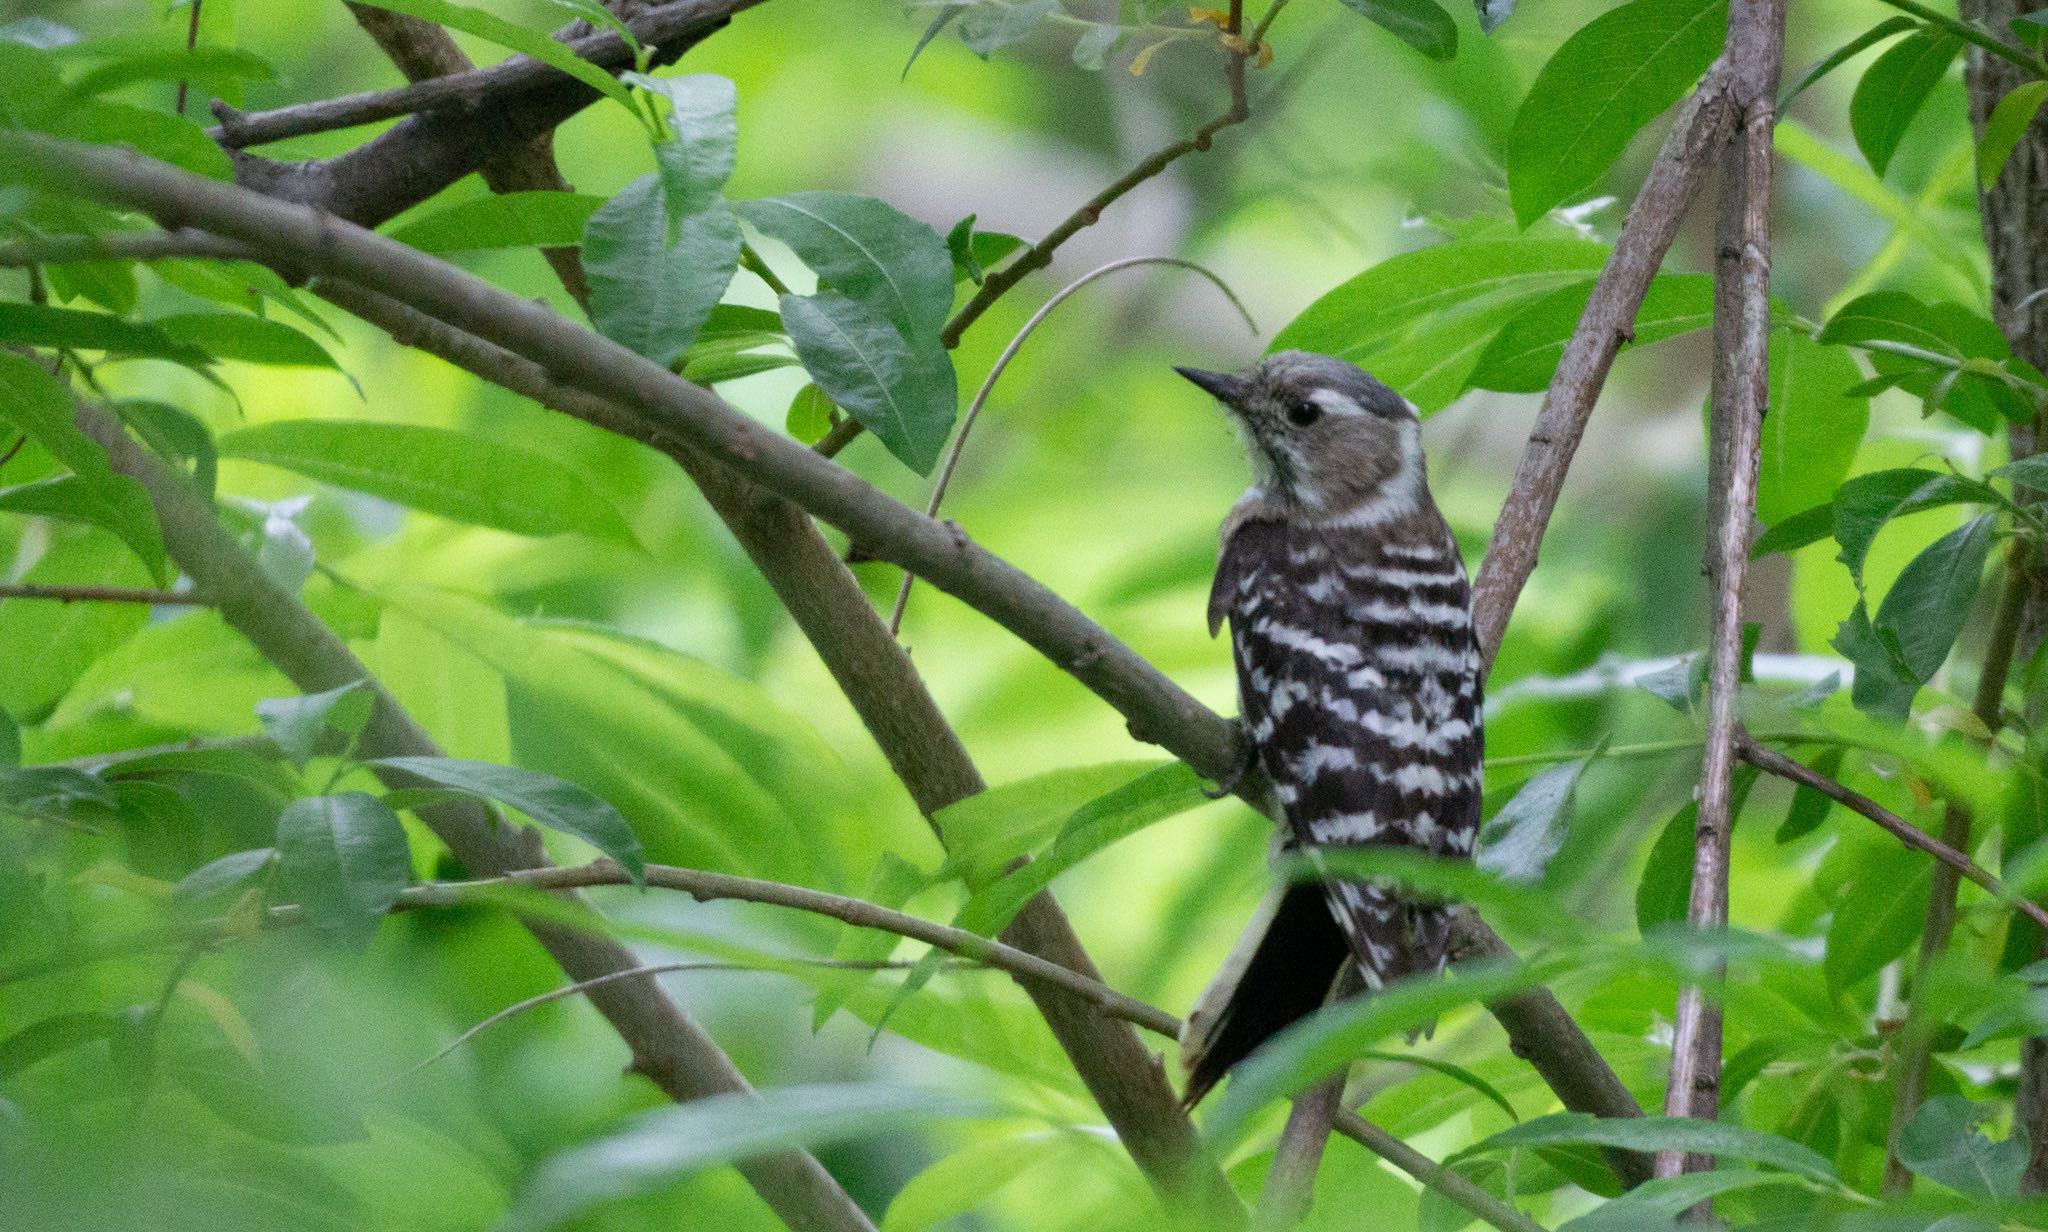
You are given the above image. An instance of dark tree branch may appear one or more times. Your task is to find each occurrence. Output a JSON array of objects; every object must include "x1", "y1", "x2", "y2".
[
  {"x1": 218, "y1": 0, "x2": 758, "y2": 226},
  {"x1": 340, "y1": 1, "x2": 589, "y2": 303},
  {"x1": 1655, "y1": 0, "x2": 1783, "y2": 1186},
  {"x1": 65, "y1": 397, "x2": 878, "y2": 1232}
]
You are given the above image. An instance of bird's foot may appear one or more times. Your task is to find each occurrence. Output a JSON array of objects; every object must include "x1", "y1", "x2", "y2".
[{"x1": 1202, "y1": 720, "x2": 1258, "y2": 799}]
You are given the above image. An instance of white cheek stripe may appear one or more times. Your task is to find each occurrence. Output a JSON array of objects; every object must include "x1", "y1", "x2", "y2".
[{"x1": 1309, "y1": 389, "x2": 1371, "y2": 417}]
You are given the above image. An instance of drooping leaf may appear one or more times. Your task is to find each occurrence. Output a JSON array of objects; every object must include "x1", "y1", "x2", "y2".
[
  {"x1": 1070, "y1": 21, "x2": 1120, "y2": 69},
  {"x1": 275, "y1": 792, "x2": 412, "y2": 932},
  {"x1": 117, "y1": 398, "x2": 217, "y2": 497},
  {"x1": 779, "y1": 290, "x2": 956, "y2": 474},
  {"x1": 218, "y1": 419, "x2": 635, "y2": 542},
  {"x1": 1849, "y1": 29, "x2": 1963, "y2": 177},
  {"x1": 1832, "y1": 467, "x2": 1997, "y2": 587},
  {"x1": 386, "y1": 192, "x2": 607, "y2": 254},
  {"x1": 1897, "y1": 1096, "x2": 2028, "y2": 1199},
  {"x1": 1336, "y1": 0, "x2": 1458, "y2": 60},
  {"x1": 506, "y1": 1085, "x2": 992, "y2": 1231},
  {"x1": 1825, "y1": 846, "x2": 1931, "y2": 992},
  {"x1": 1775, "y1": 747, "x2": 1842, "y2": 842},
  {"x1": 348, "y1": 0, "x2": 636, "y2": 110},
  {"x1": 52, "y1": 101, "x2": 232, "y2": 179},
  {"x1": 0, "y1": 301, "x2": 210, "y2": 366},
  {"x1": 0, "y1": 532, "x2": 150, "y2": 716},
  {"x1": 1873, "y1": 512, "x2": 1995, "y2": 683},
  {"x1": 65, "y1": 45, "x2": 276, "y2": 98},
  {"x1": 739, "y1": 192, "x2": 955, "y2": 341},
  {"x1": 1558, "y1": 1170, "x2": 1804, "y2": 1231},
  {"x1": 1979, "y1": 80, "x2": 2048, "y2": 187},
  {"x1": 1778, "y1": 17, "x2": 1918, "y2": 109},
  {"x1": 584, "y1": 176, "x2": 743, "y2": 367},
  {"x1": 1636, "y1": 768, "x2": 1757, "y2": 931},
  {"x1": 255, "y1": 681, "x2": 373, "y2": 766},
  {"x1": 367, "y1": 755, "x2": 645, "y2": 883},
  {"x1": 902, "y1": 2, "x2": 967, "y2": 78},
  {"x1": 626, "y1": 72, "x2": 738, "y2": 215},
  {"x1": 1834, "y1": 599, "x2": 1921, "y2": 719},
  {"x1": 1468, "y1": 273, "x2": 1714, "y2": 393},
  {"x1": 172, "y1": 848, "x2": 279, "y2": 904},
  {"x1": 151, "y1": 313, "x2": 341, "y2": 369},
  {"x1": 785, "y1": 382, "x2": 837, "y2": 444},
  {"x1": 1756, "y1": 326, "x2": 1869, "y2": 524},
  {"x1": 1476, "y1": 747, "x2": 1601, "y2": 883},
  {"x1": 1506, "y1": 0, "x2": 1730, "y2": 227}
]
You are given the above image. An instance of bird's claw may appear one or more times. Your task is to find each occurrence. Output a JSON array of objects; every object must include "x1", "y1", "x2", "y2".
[{"x1": 1202, "y1": 720, "x2": 1258, "y2": 799}]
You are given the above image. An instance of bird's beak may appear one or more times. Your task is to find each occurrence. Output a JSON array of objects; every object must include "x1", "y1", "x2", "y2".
[{"x1": 1174, "y1": 366, "x2": 1249, "y2": 407}]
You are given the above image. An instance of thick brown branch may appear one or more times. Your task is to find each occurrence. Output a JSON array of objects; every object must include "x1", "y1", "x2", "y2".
[{"x1": 1655, "y1": 0, "x2": 1783, "y2": 1186}]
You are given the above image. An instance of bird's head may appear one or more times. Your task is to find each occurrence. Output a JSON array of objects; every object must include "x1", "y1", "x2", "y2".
[{"x1": 1176, "y1": 350, "x2": 1422, "y2": 521}]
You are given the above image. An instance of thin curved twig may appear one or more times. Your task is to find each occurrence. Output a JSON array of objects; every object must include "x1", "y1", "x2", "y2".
[{"x1": 887, "y1": 255, "x2": 1258, "y2": 635}]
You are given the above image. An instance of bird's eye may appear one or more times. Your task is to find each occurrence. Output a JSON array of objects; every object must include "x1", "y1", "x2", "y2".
[{"x1": 1286, "y1": 400, "x2": 1321, "y2": 427}]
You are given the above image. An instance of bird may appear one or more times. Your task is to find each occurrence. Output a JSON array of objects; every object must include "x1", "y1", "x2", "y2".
[{"x1": 1172, "y1": 351, "x2": 1483, "y2": 1107}]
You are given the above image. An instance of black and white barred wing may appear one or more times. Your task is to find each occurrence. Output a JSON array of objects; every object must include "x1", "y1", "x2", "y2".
[{"x1": 1215, "y1": 518, "x2": 1482, "y2": 992}]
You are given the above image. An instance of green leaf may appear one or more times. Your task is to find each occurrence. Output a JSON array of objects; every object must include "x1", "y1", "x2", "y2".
[
  {"x1": 953, "y1": 762, "x2": 1209, "y2": 938},
  {"x1": 1477, "y1": 747, "x2": 1600, "y2": 883},
  {"x1": 0, "y1": 474, "x2": 168, "y2": 583},
  {"x1": 784, "y1": 383, "x2": 837, "y2": 445},
  {"x1": 584, "y1": 177, "x2": 742, "y2": 367},
  {"x1": 52, "y1": 101, "x2": 231, "y2": 179},
  {"x1": 0, "y1": 533, "x2": 149, "y2": 716},
  {"x1": 366, "y1": 755, "x2": 645, "y2": 883},
  {"x1": 1469, "y1": 273, "x2": 1714, "y2": 393},
  {"x1": 386, "y1": 192, "x2": 606, "y2": 254},
  {"x1": 902, "y1": 3, "x2": 967, "y2": 78},
  {"x1": 1775, "y1": 748, "x2": 1842, "y2": 842},
  {"x1": 1825, "y1": 847, "x2": 1931, "y2": 992},
  {"x1": 0, "y1": 352, "x2": 108, "y2": 479},
  {"x1": 1756, "y1": 327, "x2": 1869, "y2": 525},
  {"x1": 1850, "y1": 29, "x2": 1962, "y2": 177},
  {"x1": 0, "y1": 705, "x2": 16, "y2": 770},
  {"x1": 627, "y1": 73, "x2": 738, "y2": 215},
  {"x1": 936, "y1": 761, "x2": 1172, "y2": 887},
  {"x1": 348, "y1": 0, "x2": 635, "y2": 110},
  {"x1": 1834, "y1": 599, "x2": 1921, "y2": 719},
  {"x1": 1637, "y1": 769, "x2": 1757, "y2": 930},
  {"x1": 0, "y1": 1013, "x2": 120, "y2": 1082},
  {"x1": 275, "y1": 792, "x2": 412, "y2": 932},
  {"x1": 1779, "y1": 17, "x2": 1919, "y2": 109},
  {"x1": 65, "y1": 45, "x2": 276, "y2": 98},
  {"x1": 1751, "y1": 502, "x2": 1834, "y2": 558},
  {"x1": 256, "y1": 681, "x2": 372, "y2": 766},
  {"x1": 217, "y1": 419, "x2": 635, "y2": 542},
  {"x1": 738, "y1": 192, "x2": 955, "y2": 341},
  {"x1": 1506, "y1": 0, "x2": 1729, "y2": 227},
  {"x1": 1558, "y1": 1170, "x2": 1805, "y2": 1230},
  {"x1": 1455, "y1": 1112, "x2": 1838, "y2": 1182},
  {"x1": 173, "y1": 848, "x2": 278, "y2": 903},
  {"x1": 1898, "y1": 1096, "x2": 2027, "y2": 1199},
  {"x1": 779, "y1": 290, "x2": 956, "y2": 474},
  {"x1": 1336, "y1": 0, "x2": 1458, "y2": 60},
  {"x1": 151, "y1": 313, "x2": 340, "y2": 369},
  {"x1": 1832, "y1": 467, "x2": 1995, "y2": 587},
  {"x1": 0, "y1": 301, "x2": 210, "y2": 366},
  {"x1": 947, "y1": 220, "x2": 1024, "y2": 286},
  {"x1": 811, "y1": 852, "x2": 931, "y2": 1031},
  {"x1": 0, "y1": 765, "x2": 117, "y2": 819},
  {"x1": 1070, "y1": 21, "x2": 1120, "y2": 69},
  {"x1": 957, "y1": 0, "x2": 1055, "y2": 58},
  {"x1": 116, "y1": 398, "x2": 217, "y2": 498},
  {"x1": 1874, "y1": 512, "x2": 1995, "y2": 682},
  {"x1": 507, "y1": 1084, "x2": 992, "y2": 1232},
  {"x1": 1980, "y1": 80, "x2": 2048, "y2": 187}
]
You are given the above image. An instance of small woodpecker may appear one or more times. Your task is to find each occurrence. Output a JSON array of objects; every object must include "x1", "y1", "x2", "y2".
[{"x1": 1174, "y1": 351, "x2": 1483, "y2": 1106}]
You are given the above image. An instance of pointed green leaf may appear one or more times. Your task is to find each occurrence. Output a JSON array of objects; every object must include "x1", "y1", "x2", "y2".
[
  {"x1": 0, "y1": 474, "x2": 167, "y2": 582},
  {"x1": 584, "y1": 177, "x2": 741, "y2": 367},
  {"x1": 1757, "y1": 327, "x2": 1869, "y2": 524},
  {"x1": 779, "y1": 290, "x2": 956, "y2": 474},
  {"x1": 1506, "y1": 0, "x2": 1729, "y2": 226},
  {"x1": 1898, "y1": 1096, "x2": 2028, "y2": 1199},
  {"x1": 627, "y1": 73, "x2": 737, "y2": 215},
  {"x1": 348, "y1": 0, "x2": 635, "y2": 109},
  {"x1": 1470, "y1": 273, "x2": 1715, "y2": 393},
  {"x1": 1874, "y1": 512, "x2": 1995, "y2": 682},
  {"x1": 150, "y1": 312, "x2": 339, "y2": 369},
  {"x1": 1850, "y1": 29, "x2": 1962, "y2": 176},
  {"x1": 1979, "y1": 80, "x2": 2048, "y2": 187},
  {"x1": 367, "y1": 756, "x2": 644, "y2": 883},
  {"x1": 1826, "y1": 847, "x2": 1931, "y2": 992},
  {"x1": 1455, "y1": 1112, "x2": 1838, "y2": 1182},
  {"x1": 256, "y1": 681, "x2": 372, "y2": 766},
  {"x1": 1478, "y1": 749, "x2": 1598, "y2": 883},
  {"x1": 386, "y1": 191, "x2": 606, "y2": 254},
  {"x1": 739, "y1": 192, "x2": 954, "y2": 341},
  {"x1": 275, "y1": 792, "x2": 412, "y2": 931},
  {"x1": 1338, "y1": 0, "x2": 1458, "y2": 59}
]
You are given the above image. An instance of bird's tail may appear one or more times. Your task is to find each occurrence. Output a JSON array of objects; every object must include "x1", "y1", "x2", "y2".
[{"x1": 1179, "y1": 877, "x2": 1453, "y2": 1107}]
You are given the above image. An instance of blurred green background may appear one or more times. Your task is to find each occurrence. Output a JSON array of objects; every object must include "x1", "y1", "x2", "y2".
[{"x1": 0, "y1": 0, "x2": 2013, "y2": 1227}]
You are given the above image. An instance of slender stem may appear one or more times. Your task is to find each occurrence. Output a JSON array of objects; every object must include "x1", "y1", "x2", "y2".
[
  {"x1": 1736, "y1": 729, "x2": 2048, "y2": 931},
  {"x1": 740, "y1": 242, "x2": 792, "y2": 298},
  {"x1": 1883, "y1": 546, "x2": 2034, "y2": 1194},
  {"x1": 1330, "y1": 1111, "x2": 1548, "y2": 1232},
  {"x1": 1656, "y1": 0, "x2": 1782, "y2": 1185},
  {"x1": 1870, "y1": 0, "x2": 2048, "y2": 78},
  {"x1": 0, "y1": 584, "x2": 211, "y2": 606},
  {"x1": 175, "y1": 0, "x2": 202, "y2": 116},
  {"x1": 889, "y1": 255, "x2": 1256, "y2": 634}
]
